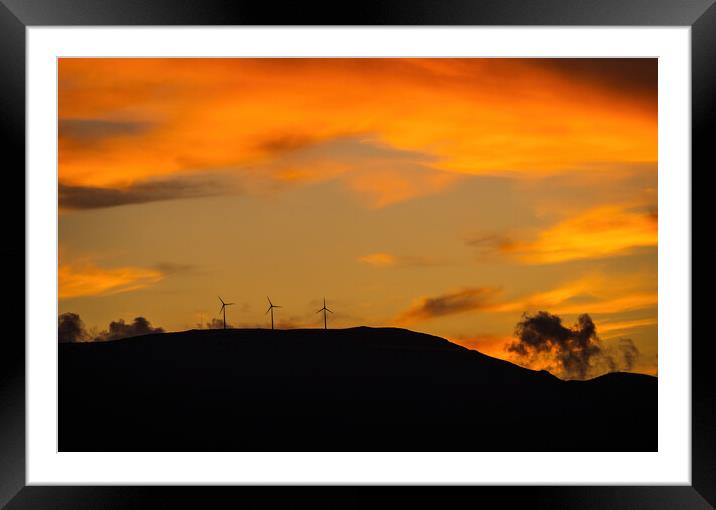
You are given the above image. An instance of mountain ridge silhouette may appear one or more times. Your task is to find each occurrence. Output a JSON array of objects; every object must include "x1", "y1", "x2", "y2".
[{"x1": 59, "y1": 327, "x2": 656, "y2": 451}]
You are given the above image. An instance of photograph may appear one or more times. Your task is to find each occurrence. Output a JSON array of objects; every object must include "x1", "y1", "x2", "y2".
[
  {"x1": 57, "y1": 57, "x2": 658, "y2": 452},
  {"x1": 1, "y1": 0, "x2": 709, "y2": 502}
]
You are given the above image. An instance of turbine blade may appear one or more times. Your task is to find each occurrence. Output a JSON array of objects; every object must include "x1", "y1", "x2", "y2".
[
  {"x1": 226, "y1": 302, "x2": 234, "y2": 306},
  {"x1": 267, "y1": 296, "x2": 272, "y2": 306},
  {"x1": 326, "y1": 308, "x2": 333, "y2": 313},
  {"x1": 218, "y1": 296, "x2": 225, "y2": 305},
  {"x1": 266, "y1": 305, "x2": 272, "y2": 314},
  {"x1": 219, "y1": 305, "x2": 225, "y2": 314},
  {"x1": 275, "y1": 305, "x2": 282, "y2": 308}
]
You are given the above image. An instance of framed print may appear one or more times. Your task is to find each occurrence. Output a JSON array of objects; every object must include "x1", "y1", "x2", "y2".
[{"x1": 2, "y1": 0, "x2": 714, "y2": 507}]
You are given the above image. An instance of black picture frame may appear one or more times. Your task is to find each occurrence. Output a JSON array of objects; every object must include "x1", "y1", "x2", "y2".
[{"x1": 2, "y1": 0, "x2": 713, "y2": 507}]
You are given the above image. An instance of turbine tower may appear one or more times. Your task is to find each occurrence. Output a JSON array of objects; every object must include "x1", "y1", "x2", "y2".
[
  {"x1": 316, "y1": 297, "x2": 333, "y2": 330},
  {"x1": 218, "y1": 296, "x2": 234, "y2": 329},
  {"x1": 266, "y1": 296, "x2": 282, "y2": 330}
]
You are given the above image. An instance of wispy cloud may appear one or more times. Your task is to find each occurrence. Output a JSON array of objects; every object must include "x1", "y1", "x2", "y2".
[
  {"x1": 359, "y1": 253, "x2": 398, "y2": 267},
  {"x1": 358, "y1": 252, "x2": 440, "y2": 267},
  {"x1": 260, "y1": 136, "x2": 461, "y2": 208},
  {"x1": 396, "y1": 287, "x2": 501, "y2": 323},
  {"x1": 59, "y1": 260, "x2": 164, "y2": 299},
  {"x1": 59, "y1": 137, "x2": 459, "y2": 210},
  {"x1": 470, "y1": 205, "x2": 657, "y2": 264},
  {"x1": 395, "y1": 272, "x2": 656, "y2": 325},
  {"x1": 59, "y1": 118, "x2": 150, "y2": 141},
  {"x1": 492, "y1": 274, "x2": 657, "y2": 316},
  {"x1": 59, "y1": 172, "x2": 236, "y2": 210},
  {"x1": 598, "y1": 317, "x2": 658, "y2": 339}
]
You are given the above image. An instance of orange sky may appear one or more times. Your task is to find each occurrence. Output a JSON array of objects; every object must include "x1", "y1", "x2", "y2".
[{"x1": 58, "y1": 58, "x2": 658, "y2": 378}]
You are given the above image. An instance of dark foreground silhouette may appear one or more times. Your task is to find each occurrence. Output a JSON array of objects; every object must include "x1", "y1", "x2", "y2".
[{"x1": 59, "y1": 327, "x2": 656, "y2": 451}]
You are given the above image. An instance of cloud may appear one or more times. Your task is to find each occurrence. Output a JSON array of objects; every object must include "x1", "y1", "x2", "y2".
[
  {"x1": 59, "y1": 118, "x2": 150, "y2": 141},
  {"x1": 506, "y1": 311, "x2": 640, "y2": 380},
  {"x1": 493, "y1": 273, "x2": 657, "y2": 316},
  {"x1": 466, "y1": 234, "x2": 514, "y2": 261},
  {"x1": 527, "y1": 59, "x2": 657, "y2": 105},
  {"x1": 59, "y1": 173, "x2": 234, "y2": 210},
  {"x1": 94, "y1": 316, "x2": 164, "y2": 342},
  {"x1": 60, "y1": 136, "x2": 458, "y2": 210},
  {"x1": 359, "y1": 253, "x2": 398, "y2": 267},
  {"x1": 395, "y1": 271, "x2": 657, "y2": 326},
  {"x1": 59, "y1": 58, "x2": 656, "y2": 204},
  {"x1": 58, "y1": 312, "x2": 88, "y2": 343},
  {"x1": 599, "y1": 318, "x2": 658, "y2": 339},
  {"x1": 344, "y1": 162, "x2": 459, "y2": 208},
  {"x1": 59, "y1": 260, "x2": 163, "y2": 299},
  {"x1": 471, "y1": 205, "x2": 658, "y2": 264},
  {"x1": 398, "y1": 272, "x2": 656, "y2": 328},
  {"x1": 397, "y1": 287, "x2": 501, "y2": 323},
  {"x1": 358, "y1": 252, "x2": 439, "y2": 267},
  {"x1": 466, "y1": 234, "x2": 511, "y2": 250},
  {"x1": 261, "y1": 136, "x2": 461, "y2": 208},
  {"x1": 58, "y1": 313, "x2": 164, "y2": 342},
  {"x1": 256, "y1": 133, "x2": 318, "y2": 154}
]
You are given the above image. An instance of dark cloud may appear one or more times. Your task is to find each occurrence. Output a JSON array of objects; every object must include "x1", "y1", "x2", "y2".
[
  {"x1": 398, "y1": 287, "x2": 500, "y2": 322},
  {"x1": 529, "y1": 58, "x2": 657, "y2": 102},
  {"x1": 59, "y1": 313, "x2": 165, "y2": 343},
  {"x1": 59, "y1": 173, "x2": 233, "y2": 210},
  {"x1": 60, "y1": 119, "x2": 150, "y2": 140},
  {"x1": 58, "y1": 312, "x2": 88, "y2": 343},
  {"x1": 94, "y1": 317, "x2": 164, "y2": 342},
  {"x1": 507, "y1": 311, "x2": 640, "y2": 380}
]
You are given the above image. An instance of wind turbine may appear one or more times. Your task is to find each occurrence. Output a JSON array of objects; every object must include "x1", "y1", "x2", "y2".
[
  {"x1": 266, "y1": 296, "x2": 282, "y2": 330},
  {"x1": 316, "y1": 297, "x2": 333, "y2": 330},
  {"x1": 218, "y1": 296, "x2": 234, "y2": 329}
]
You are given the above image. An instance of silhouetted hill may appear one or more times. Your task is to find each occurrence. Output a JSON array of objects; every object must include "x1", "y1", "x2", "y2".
[{"x1": 59, "y1": 327, "x2": 656, "y2": 451}]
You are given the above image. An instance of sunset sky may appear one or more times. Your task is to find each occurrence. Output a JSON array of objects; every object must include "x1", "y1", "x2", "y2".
[{"x1": 58, "y1": 58, "x2": 657, "y2": 377}]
